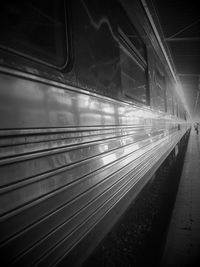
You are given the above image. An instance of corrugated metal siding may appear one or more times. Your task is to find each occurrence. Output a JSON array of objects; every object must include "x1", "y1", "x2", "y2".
[
  {"x1": 0, "y1": 128, "x2": 185, "y2": 266},
  {"x1": 0, "y1": 71, "x2": 187, "y2": 266}
]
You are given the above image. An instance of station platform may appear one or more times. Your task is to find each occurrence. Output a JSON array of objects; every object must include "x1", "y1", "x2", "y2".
[{"x1": 161, "y1": 127, "x2": 200, "y2": 267}]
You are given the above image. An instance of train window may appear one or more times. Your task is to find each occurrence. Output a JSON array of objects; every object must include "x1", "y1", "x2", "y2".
[
  {"x1": 0, "y1": 0, "x2": 67, "y2": 68},
  {"x1": 184, "y1": 111, "x2": 187, "y2": 121},
  {"x1": 118, "y1": 28, "x2": 148, "y2": 104},
  {"x1": 177, "y1": 104, "x2": 181, "y2": 118},
  {"x1": 178, "y1": 102, "x2": 184, "y2": 119},
  {"x1": 179, "y1": 106, "x2": 184, "y2": 119},
  {"x1": 153, "y1": 68, "x2": 166, "y2": 112},
  {"x1": 166, "y1": 87, "x2": 174, "y2": 115},
  {"x1": 173, "y1": 98, "x2": 178, "y2": 117},
  {"x1": 183, "y1": 109, "x2": 186, "y2": 120}
]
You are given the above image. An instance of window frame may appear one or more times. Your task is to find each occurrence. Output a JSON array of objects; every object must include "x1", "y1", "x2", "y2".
[
  {"x1": 0, "y1": 0, "x2": 69, "y2": 70},
  {"x1": 118, "y1": 28, "x2": 149, "y2": 105}
]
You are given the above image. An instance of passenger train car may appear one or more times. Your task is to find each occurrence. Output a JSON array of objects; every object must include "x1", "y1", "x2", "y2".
[{"x1": 0, "y1": 0, "x2": 190, "y2": 266}]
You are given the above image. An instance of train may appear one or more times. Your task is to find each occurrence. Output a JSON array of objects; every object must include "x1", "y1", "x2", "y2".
[{"x1": 0, "y1": 0, "x2": 190, "y2": 266}]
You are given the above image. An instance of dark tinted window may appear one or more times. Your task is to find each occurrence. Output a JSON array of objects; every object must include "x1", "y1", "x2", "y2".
[
  {"x1": 173, "y1": 98, "x2": 178, "y2": 117},
  {"x1": 153, "y1": 68, "x2": 166, "y2": 112},
  {"x1": 166, "y1": 86, "x2": 174, "y2": 115},
  {"x1": 0, "y1": 0, "x2": 67, "y2": 67},
  {"x1": 184, "y1": 111, "x2": 187, "y2": 121},
  {"x1": 119, "y1": 29, "x2": 148, "y2": 104}
]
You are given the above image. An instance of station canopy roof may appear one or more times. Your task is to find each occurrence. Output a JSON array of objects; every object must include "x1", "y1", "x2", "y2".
[{"x1": 146, "y1": 0, "x2": 200, "y2": 119}]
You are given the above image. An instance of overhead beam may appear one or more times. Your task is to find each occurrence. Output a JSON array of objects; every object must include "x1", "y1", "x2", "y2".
[
  {"x1": 165, "y1": 37, "x2": 200, "y2": 42},
  {"x1": 178, "y1": 73, "x2": 200, "y2": 77},
  {"x1": 166, "y1": 18, "x2": 200, "y2": 39}
]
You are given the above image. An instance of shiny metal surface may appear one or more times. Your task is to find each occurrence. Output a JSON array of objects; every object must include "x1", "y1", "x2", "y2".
[
  {"x1": 0, "y1": 67, "x2": 189, "y2": 266},
  {"x1": 0, "y1": 0, "x2": 190, "y2": 266}
]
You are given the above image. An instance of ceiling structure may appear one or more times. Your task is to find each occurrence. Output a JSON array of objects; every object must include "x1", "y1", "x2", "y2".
[{"x1": 145, "y1": 0, "x2": 200, "y2": 120}]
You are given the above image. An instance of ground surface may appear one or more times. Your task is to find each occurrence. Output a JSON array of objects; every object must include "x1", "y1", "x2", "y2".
[{"x1": 161, "y1": 129, "x2": 200, "y2": 267}]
